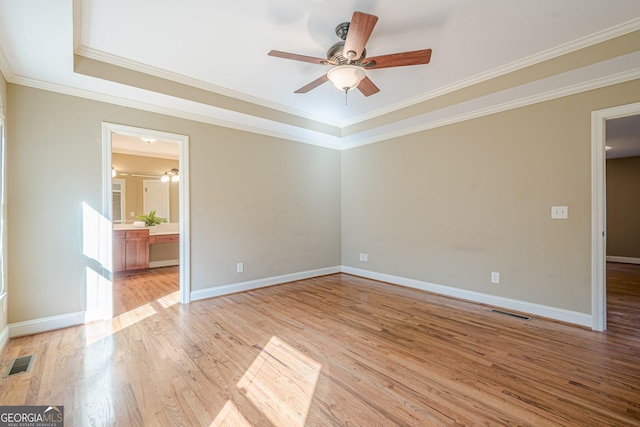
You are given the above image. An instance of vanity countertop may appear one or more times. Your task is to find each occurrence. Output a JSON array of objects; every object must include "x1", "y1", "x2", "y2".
[{"x1": 114, "y1": 223, "x2": 179, "y2": 236}]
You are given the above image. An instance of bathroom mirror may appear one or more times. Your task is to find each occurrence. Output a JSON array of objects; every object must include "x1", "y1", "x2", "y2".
[{"x1": 112, "y1": 148, "x2": 180, "y2": 225}]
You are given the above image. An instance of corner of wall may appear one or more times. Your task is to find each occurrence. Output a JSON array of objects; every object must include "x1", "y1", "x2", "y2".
[{"x1": 0, "y1": 324, "x2": 8, "y2": 352}]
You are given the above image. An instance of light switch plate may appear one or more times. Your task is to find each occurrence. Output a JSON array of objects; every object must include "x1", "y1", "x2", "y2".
[
  {"x1": 236, "y1": 262, "x2": 244, "y2": 273},
  {"x1": 551, "y1": 206, "x2": 568, "y2": 219}
]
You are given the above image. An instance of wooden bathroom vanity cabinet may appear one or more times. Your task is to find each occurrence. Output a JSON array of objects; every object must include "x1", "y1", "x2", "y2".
[
  {"x1": 113, "y1": 229, "x2": 149, "y2": 272},
  {"x1": 114, "y1": 226, "x2": 181, "y2": 273}
]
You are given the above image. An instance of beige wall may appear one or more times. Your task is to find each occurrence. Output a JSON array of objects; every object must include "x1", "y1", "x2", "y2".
[
  {"x1": 341, "y1": 79, "x2": 640, "y2": 314},
  {"x1": 6, "y1": 84, "x2": 341, "y2": 324},
  {"x1": 112, "y1": 153, "x2": 179, "y2": 222},
  {"x1": 606, "y1": 156, "x2": 640, "y2": 258},
  {"x1": 0, "y1": 70, "x2": 7, "y2": 335},
  {"x1": 6, "y1": 76, "x2": 640, "y2": 326}
]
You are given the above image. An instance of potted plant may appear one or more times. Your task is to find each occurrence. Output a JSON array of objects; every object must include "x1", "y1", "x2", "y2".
[{"x1": 137, "y1": 210, "x2": 167, "y2": 227}]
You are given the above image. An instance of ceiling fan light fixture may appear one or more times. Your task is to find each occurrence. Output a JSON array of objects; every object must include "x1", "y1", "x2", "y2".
[{"x1": 327, "y1": 65, "x2": 366, "y2": 92}]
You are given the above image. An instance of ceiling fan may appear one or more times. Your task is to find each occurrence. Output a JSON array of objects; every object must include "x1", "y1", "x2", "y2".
[{"x1": 268, "y1": 11, "x2": 432, "y2": 97}]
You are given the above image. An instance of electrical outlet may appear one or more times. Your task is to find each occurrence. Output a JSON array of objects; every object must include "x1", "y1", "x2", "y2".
[
  {"x1": 236, "y1": 262, "x2": 244, "y2": 273},
  {"x1": 551, "y1": 206, "x2": 568, "y2": 219},
  {"x1": 491, "y1": 272, "x2": 500, "y2": 284},
  {"x1": 130, "y1": 211, "x2": 135, "y2": 218}
]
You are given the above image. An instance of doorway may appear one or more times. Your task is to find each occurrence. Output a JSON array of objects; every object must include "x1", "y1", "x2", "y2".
[
  {"x1": 102, "y1": 123, "x2": 190, "y2": 314},
  {"x1": 591, "y1": 102, "x2": 640, "y2": 331}
]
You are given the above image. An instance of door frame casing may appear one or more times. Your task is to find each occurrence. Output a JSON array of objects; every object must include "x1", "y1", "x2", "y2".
[
  {"x1": 591, "y1": 101, "x2": 640, "y2": 331},
  {"x1": 102, "y1": 122, "x2": 191, "y2": 304}
]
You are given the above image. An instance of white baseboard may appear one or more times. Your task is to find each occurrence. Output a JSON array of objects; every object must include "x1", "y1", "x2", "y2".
[
  {"x1": 606, "y1": 256, "x2": 640, "y2": 265},
  {"x1": 8, "y1": 311, "x2": 85, "y2": 338},
  {"x1": 191, "y1": 266, "x2": 342, "y2": 301},
  {"x1": 4, "y1": 264, "x2": 595, "y2": 338},
  {"x1": 342, "y1": 266, "x2": 592, "y2": 328},
  {"x1": 149, "y1": 259, "x2": 180, "y2": 268},
  {"x1": 0, "y1": 325, "x2": 8, "y2": 351}
]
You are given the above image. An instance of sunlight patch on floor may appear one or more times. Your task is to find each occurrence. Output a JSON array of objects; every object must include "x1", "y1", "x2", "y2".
[
  {"x1": 85, "y1": 302, "x2": 157, "y2": 346},
  {"x1": 156, "y1": 290, "x2": 180, "y2": 308},
  {"x1": 235, "y1": 336, "x2": 321, "y2": 427},
  {"x1": 211, "y1": 400, "x2": 252, "y2": 427}
]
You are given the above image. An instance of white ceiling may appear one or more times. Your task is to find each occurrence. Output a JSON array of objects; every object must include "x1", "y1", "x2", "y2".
[
  {"x1": 1, "y1": 1, "x2": 640, "y2": 149},
  {"x1": 111, "y1": 133, "x2": 179, "y2": 160},
  {"x1": 606, "y1": 114, "x2": 640, "y2": 159}
]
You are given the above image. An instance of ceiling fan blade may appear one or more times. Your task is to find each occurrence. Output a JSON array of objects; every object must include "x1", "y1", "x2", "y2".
[
  {"x1": 294, "y1": 74, "x2": 329, "y2": 93},
  {"x1": 268, "y1": 50, "x2": 331, "y2": 65},
  {"x1": 343, "y1": 11, "x2": 378, "y2": 61},
  {"x1": 363, "y1": 49, "x2": 432, "y2": 69},
  {"x1": 357, "y1": 76, "x2": 380, "y2": 97}
]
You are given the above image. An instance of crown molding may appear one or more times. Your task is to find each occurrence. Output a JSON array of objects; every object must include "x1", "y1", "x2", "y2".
[
  {"x1": 6, "y1": 31, "x2": 640, "y2": 153},
  {"x1": 0, "y1": 39, "x2": 14, "y2": 83},
  {"x1": 75, "y1": 45, "x2": 344, "y2": 129},
  {"x1": 9, "y1": 74, "x2": 342, "y2": 150},
  {"x1": 339, "y1": 67, "x2": 640, "y2": 150},
  {"x1": 58, "y1": 8, "x2": 640, "y2": 149},
  {"x1": 72, "y1": 0, "x2": 83, "y2": 51},
  {"x1": 7, "y1": 60, "x2": 639, "y2": 153},
  {"x1": 72, "y1": 16, "x2": 640, "y2": 131},
  {"x1": 339, "y1": 17, "x2": 640, "y2": 127}
]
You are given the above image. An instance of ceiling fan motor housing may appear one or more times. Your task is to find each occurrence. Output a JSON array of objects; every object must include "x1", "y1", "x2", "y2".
[
  {"x1": 335, "y1": 22, "x2": 350, "y2": 40},
  {"x1": 327, "y1": 41, "x2": 366, "y2": 65}
]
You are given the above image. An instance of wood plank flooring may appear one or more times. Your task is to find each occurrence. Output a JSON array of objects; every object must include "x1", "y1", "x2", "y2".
[
  {"x1": 114, "y1": 267, "x2": 180, "y2": 316},
  {"x1": 0, "y1": 264, "x2": 639, "y2": 426}
]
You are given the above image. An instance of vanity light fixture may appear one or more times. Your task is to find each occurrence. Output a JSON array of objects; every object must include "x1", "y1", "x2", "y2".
[
  {"x1": 161, "y1": 168, "x2": 180, "y2": 183},
  {"x1": 112, "y1": 167, "x2": 117, "y2": 177}
]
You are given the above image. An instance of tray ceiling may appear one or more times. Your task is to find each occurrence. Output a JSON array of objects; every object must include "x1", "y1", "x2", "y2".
[{"x1": 1, "y1": 1, "x2": 639, "y2": 148}]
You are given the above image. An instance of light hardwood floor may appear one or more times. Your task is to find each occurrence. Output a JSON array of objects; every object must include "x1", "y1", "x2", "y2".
[
  {"x1": 114, "y1": 267, "x2": 180, "y2": 316},
  {"x1": 0, "y1": 264, "x2": 639, "y2": 426}
]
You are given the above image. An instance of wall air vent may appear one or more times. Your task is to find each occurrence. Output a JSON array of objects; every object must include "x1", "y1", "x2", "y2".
[{"x1": 490, "y1": 309, "x2": 532, "y2": 321}]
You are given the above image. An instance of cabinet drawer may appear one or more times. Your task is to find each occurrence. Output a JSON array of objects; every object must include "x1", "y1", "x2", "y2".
[
  {"x1": 150, "y1": 234, "x2": 179, "y2": 244},
  {"x1": 114, "y1": 230, "x2": 126, "y2": 239},
  {"x1": 126, "y1": 230, "x2": 150, "y2": 238}
]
